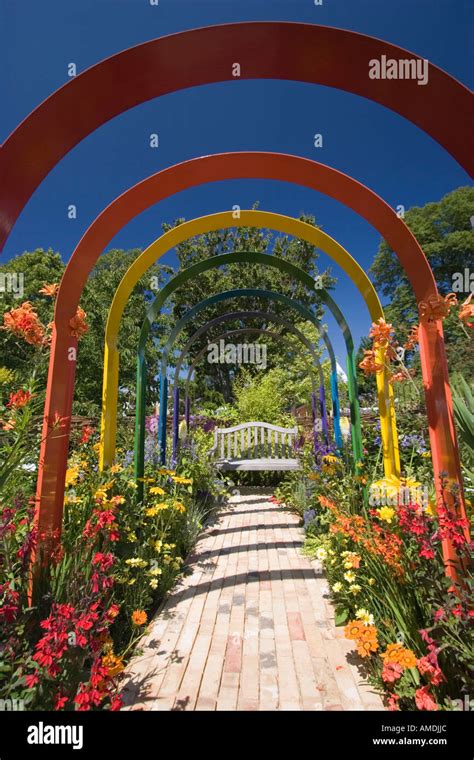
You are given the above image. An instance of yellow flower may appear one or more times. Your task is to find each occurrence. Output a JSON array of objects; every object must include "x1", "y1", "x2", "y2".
[
  {"x1": 377, "y1": 506, "x2": 396, "y2": 523},
  {"x1": 332, "y1": 582, "x2": 343, "y2": 593},
  {"x1": 349, "y1": 584, "x2": 361, "y2": 595},
  {"x1": 421, "y1": 452, "x2": 431, "y2": 459},
  {"x1": 127, "y1": 480, "x2": 138, "y2": 489},
  {"x1": 110, "y1": 464, "x2": 123, "y2": 473},
  {"x1": 126, "y1": 532, "x2": 137, "y2": 543},
  {"x1": 425, "y1": 501, "x2": 437, "y2": 516},
  {"x1": 65, "y1": 466, "x2": 80, "y2": 487},
  {"x1": 171, "y1": 476, "x2": 193, "y2": 485},
  {"x1": 368, "y1": 578, "x2": 376, "y2": 586},
  {"x1": 323, "y1": 454, "x2": 339, "y2": 464},
  {"x1": 149, "y1": 579, "x2": 159, "y2": 590},
  {"x1": 148, "y1": 567, "x2": 162, "y2": 576},
  {"x1": 150, "y1": 486, "x2": 165, "y2": 495},
  {"x1": 344, "y1": 570, "x2": 356, "y2": 583},
  {"x1": 93, "y1": 442, "x2": 101, "y2": 453},
  {"x1": 153, "y1": 540, "x2": 163, "y2": 552},
  {"x1": 94, "y1": 489, "x2": 108, "y2": 502},
  {"x1": 125, "y1": 557, "x2": 147, "y2": 568},
  {"x1": 127, "y1": 578, "x2": 136, "y2": 585},
  {"x1": 173, "y1": 501, "x2": 186, "y2": 513}
]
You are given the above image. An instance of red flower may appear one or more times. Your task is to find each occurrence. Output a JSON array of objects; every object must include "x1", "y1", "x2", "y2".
[
  {"x1": 80, "y1": 425, "x2": 94, "y2": 444},
  {"x1": 92, "y1": 552, "x2": 114, "y2": 571},
  {"x1": 7, "y1": 389, "x2": 33, "y2": 408},
  {"x1": 74, "y1": 688, "x2": 91, "y2": 711},
  {"x1": 54, "y1": 694, "x2": 69, "y2": 710},
  {"x1": 415, "y1": 685, "x2": 438, "y2": 711},
  {"x1": 25, "y1": 673, "x2": 39, "y2": 689},
  {"x1": 110, "y1": 694, "x2": 123, "y2": 711}
]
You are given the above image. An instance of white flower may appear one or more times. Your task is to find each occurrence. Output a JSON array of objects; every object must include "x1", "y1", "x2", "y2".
[
  {"x1": 316, "y1": 547, "x2": 328, "y2": 561},
  {"x1": 356, "y1": 608, "x2": 374, "y2": 626},
  {"x1": 344, "y1": 570, "x2": 356, "y2": 583}
]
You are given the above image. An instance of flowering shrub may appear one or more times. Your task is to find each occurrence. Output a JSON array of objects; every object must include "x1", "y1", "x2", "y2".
[
  {"x1": 298, "y1": 479, "x2": 473, "y2": 711},
  {"x1": 0, "y1": 381, "x2": 223, "y2": 710}
]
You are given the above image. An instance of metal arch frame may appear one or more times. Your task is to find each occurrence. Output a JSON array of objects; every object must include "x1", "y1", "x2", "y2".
[
  {"x1": 172, "y1": 323, "x2": 330, "y2": 461},
  {"x1": 29, "y1": 156, "x2": 467, "y2": 572},
  {"x1": 1, "y1": 25, "x2": 465, "y2": 571},
  {"x1": 151, "y1": 288, "x2": 342, "y2": 473},
  {"x1": 108, "y1": 230, "x2": 396, "y2": 475},
  {"x1": 172, "y1": 326, "x2": 321, "y2": 460},
  {"x1": 174, "y1": 315, "x2": 326, "y2": 394},
  {"x1": 2, "y1": 22, "x2": 471, "y2": 245},
  {"x1": 131, "y1": 244, "x2": 367, "y2": 475}
]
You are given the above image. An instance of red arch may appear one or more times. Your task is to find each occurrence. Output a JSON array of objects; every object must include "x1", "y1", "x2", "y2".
[
  {"x1": 34, "y1": 152, "x2": 466, "y2": 578},
  {"x1": 1, "y1": 22, "x2": 472, "y2": 249}
]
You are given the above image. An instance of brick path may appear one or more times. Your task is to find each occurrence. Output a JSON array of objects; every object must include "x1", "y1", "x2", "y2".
[{"x1": 120, "y1": 488, "x2": 384, "y2": 711}]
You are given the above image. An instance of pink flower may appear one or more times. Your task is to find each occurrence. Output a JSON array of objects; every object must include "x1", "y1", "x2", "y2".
[
  {"x1": 415, "y1": 686, "x2": 438, "y2": 711},
  {"x1": 387, "y1": 693, "x2": 400, "y2": 711},
  {"x1": 382, "y1": 661, "x2": 404, "y2": 683}
]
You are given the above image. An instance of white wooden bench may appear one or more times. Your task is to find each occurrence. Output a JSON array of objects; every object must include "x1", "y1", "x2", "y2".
[{"x1": 208, "y1": 422, "x2": 300, "y2": 471}]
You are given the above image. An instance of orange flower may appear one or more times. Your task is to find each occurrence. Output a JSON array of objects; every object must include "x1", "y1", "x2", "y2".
[
  {"x1": 102, "y1": 653, "x2": 124, "y2": 677},
  {"x1": 2, "y1": 301, "x2": 46, "y2": 346},
  {"x1": 389, "y1": 369, "x2": 415, "y2": 384},
  {"x1": 38, "y1": 283, "x2": 59, "y2": 297},
  {"x1": 369, "y1": 318, "x2": 395, "y2": 347},
  {"x1": 131, "y1": 609, "x2": 147, "y2": 626},
  {"x1": 69, "y1": 307, "x2": 88, "y2": 338},
  {"x1": 404, "y1": 325, "x2": 419, "y2": 351},
  {"x1": 357, "y1": 637, "x2": 379, "y2": 657},
  {"x1": 344, "y1": 620, "x2": 366, "y2": 640},
  {"x1": 459, "y1": 293, "x2": 474, "y2": 330},
  {"x1": 358, "y1": 349, "x2": 384, "y2": 376},
  {"x1": 381, "y1": 643, "x2": 416, "y2": 669},
  {"x1": 345, "y1": 620, "x2": 379, "y2": 657},
  {"x1": 6, "y1": 389, "x2": 33, "y2": 408},
  {"x1": 418, "y1": 293, "x2": 457, "y2": 323}
]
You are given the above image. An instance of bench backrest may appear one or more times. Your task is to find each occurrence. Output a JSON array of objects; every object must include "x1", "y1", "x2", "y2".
[{"x1": 209, "y1": 422, "x2": 299, "y2": 460}]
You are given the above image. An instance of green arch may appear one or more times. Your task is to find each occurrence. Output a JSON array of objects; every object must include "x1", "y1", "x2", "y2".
[
  {"x1": 135, "y1": 251, "x2": 362, "y2": 472},
  {"x1": 138, "y1": 288, "x2": 345, "y2": 476}
]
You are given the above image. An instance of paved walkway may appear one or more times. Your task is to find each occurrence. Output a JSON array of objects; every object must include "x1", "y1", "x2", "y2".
[{"x1": 121, "y1": 489, "x2": 384, "y2": 711}]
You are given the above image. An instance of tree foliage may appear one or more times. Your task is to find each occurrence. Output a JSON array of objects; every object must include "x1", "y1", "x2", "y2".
[{"x1": 369, "y1": 186, "x2": 474, "y2": 375}]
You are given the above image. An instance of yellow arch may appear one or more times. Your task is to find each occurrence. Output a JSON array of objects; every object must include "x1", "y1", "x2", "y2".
[{"x1": 99, "y1": 210, "x2": 399, "y2": 476}]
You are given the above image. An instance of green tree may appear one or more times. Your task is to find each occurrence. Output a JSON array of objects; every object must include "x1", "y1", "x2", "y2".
[
  {"x1": 162, "y1": 207, "x2": 336, "y2": 403},
  {"x1": 0, "y1": 248, "x2": 171, "y2": 415},
  {"x1": 369, "y1": 186, "x2": 474, "y2": 375}
]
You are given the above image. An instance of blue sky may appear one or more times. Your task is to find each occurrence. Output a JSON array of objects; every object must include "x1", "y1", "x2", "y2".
[{"x1": 1, "y1": 0, "x2": 472, "y2": 360}]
